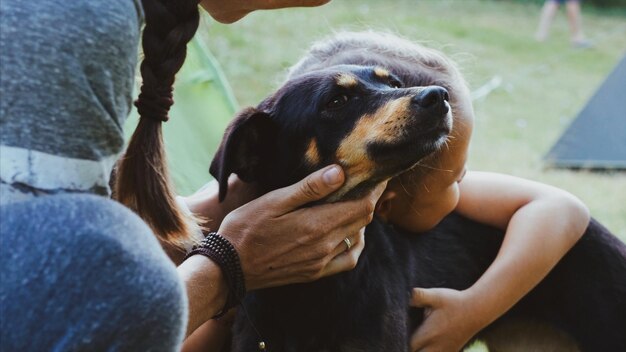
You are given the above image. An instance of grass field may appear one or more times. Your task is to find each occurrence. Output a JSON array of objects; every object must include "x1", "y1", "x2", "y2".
[{"x1": 198, "y1": 0, "x2": 626, "y2": 240}]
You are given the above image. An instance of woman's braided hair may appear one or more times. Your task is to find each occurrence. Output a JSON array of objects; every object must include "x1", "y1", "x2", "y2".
[{"x1": 115, "y1": 0, "x2": 201, "y2": 247}]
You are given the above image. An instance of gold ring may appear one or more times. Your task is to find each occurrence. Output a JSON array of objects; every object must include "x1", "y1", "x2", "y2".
[{"x1": 343, "y1": 237, "x2": 352, "y2": 251}]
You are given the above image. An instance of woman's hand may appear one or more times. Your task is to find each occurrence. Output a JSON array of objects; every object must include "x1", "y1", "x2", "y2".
[
  {"x1": 218, "y1": 164, "x2": 386, "y2": 290},
  {"x1": 200, "y1": 0, "x2": 331, "y2": 24},
  {"x1": 180, "y1": 165, "x2": 385, "y2": 337},
  {"x1": 409, "y1": 287, "x2": 485, "y2": 352}
]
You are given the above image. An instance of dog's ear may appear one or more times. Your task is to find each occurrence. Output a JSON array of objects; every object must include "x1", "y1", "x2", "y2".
[{"x1": 210, "y1": 107, "x2": 278, "y2": 202}]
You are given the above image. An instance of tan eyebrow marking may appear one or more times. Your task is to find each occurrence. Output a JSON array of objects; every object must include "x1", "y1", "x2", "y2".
[
  {"x1": 305, "y1": 138, "x2": 320, "y2": 165},
  {"x1": 336, "y1": 73, "x2": 358, "y2": 88},
  {"x1": 374, "y1": 67, "x2": 390, "y2": 79}
]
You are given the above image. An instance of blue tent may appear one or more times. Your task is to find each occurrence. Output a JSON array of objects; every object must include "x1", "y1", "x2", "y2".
[{"x1": 544, "y1": 55, "x2": 626, "y2": 170}]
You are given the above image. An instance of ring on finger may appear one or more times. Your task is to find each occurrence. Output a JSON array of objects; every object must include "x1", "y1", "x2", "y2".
[{"x1": 343, "y1": 237, "x2": 352, "y2": 251}]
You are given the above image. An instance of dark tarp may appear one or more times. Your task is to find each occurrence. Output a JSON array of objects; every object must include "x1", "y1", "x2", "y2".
[{"x1": 544, "y1": 55, "x2": 626, "y2": 170}]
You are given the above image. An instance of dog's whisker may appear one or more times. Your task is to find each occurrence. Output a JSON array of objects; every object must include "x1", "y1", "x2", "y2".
[
  {"x1": 399, "y1": 178, "x2": 412, "y2": 196},
  {"x1": 408, "y1": 200, "x2": 423, "y2": 217},
  {"x1": 441, "y1": 139, "x2": 450, "y2": 152},
  {"x1": 397, "y1": 179, "x2": 424, "y2": 216},
  {"x1": 415, "y1": 163, "x2": 453, "y2": 173}
]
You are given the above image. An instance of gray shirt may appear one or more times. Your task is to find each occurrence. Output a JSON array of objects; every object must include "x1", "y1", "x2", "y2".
[{"x1": 1, "y1": 0, "x2": 143, "y2": 202}]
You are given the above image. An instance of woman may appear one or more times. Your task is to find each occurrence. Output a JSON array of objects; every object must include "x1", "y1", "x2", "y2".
[{"x1": 0, "y1": 0, "x2": 384, "y2": 350}]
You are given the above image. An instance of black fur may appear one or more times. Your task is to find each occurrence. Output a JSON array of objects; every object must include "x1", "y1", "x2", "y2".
[{"x1": 230, "y1": 216, "x2": 626, "y2": 351}]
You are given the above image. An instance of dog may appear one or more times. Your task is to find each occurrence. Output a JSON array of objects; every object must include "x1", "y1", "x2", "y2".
[{"x1": 210, "y1": 64, "x2": 626, "y2": 351}]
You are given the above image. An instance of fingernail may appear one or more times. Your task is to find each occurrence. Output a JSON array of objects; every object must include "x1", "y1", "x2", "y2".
[{"x1": 323, "y1": 166, "x2": 342, "y2": 186}]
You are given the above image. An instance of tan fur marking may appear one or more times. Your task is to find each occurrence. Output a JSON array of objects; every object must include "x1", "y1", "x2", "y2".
[
  {"x1": 336, "y1": 73, "x2": 358, "y2": 88},
  {"x1": 367, "y1": 97, "x2": 412, "y2": 143},
  {"x1": 374, "y1": 67, "x2": 390, "y2": 79},
  {"x1": 477, "y1": 319, "x2": 581, "y2": 352},
  {"x1": 305, "y1": 138, "x2": 320, "y2": 165},
  {"x1": 334, "y1": 96, "x2": 413, "y2": 197}
]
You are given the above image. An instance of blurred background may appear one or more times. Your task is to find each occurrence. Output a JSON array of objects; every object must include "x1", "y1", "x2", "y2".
[{"x1": 129, "y1": 0, "x2": 626, "y2": 242}]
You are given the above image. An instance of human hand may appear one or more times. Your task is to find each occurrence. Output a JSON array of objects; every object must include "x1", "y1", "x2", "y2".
[
  {"x1": 218, "y1": 164, "x2": 386, "y2": 290},
  {"x1": 410, "y1": 287, "x2": 486, "y2": 352},
  {"x1": 200, "y1": 0, "x2": 331, "y2": 24}
]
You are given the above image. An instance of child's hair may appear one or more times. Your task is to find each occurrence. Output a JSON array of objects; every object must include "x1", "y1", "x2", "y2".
[{"x1": 114, "y1": 0, "x2": 201, "y2": 247}]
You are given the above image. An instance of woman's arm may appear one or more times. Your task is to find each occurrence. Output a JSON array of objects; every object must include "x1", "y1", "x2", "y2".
[
  {"x1": 176, "y1": 177, "x2": 266, "y2": 349},
  {"x1": 199, "y1": 0, "x2": 332, "y2": 24},
  {"x1": 178, "y1": 255, "x2": 229, "y2": 338},
  {"x1": 410, "y1": 171, "x2": 590, "y2": 351},
  {"x1": 182, "y1": 174, "x2": 259, "y2": 234}
]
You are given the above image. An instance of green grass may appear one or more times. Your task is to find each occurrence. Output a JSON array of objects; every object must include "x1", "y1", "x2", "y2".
[{"x1": 197, "y1": 0, "x2": 626, "y2": 240}]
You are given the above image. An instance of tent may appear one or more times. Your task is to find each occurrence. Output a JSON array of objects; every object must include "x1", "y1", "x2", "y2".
[
  {"x1": 544, "y1": 55, "x2": 626, "y2": 170},
  {"x1": 125, "y1": 37, "x2": 239, "y2": 195}
]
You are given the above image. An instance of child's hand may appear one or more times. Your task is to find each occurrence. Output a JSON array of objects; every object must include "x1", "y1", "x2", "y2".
[{"x1": 409, "y1": 287, "x2": 486, "y2": 352}]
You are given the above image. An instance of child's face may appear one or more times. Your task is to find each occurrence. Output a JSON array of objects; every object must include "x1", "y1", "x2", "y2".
[{"x1": 376, "y1": 74, "x2": 473, "y2": 232}]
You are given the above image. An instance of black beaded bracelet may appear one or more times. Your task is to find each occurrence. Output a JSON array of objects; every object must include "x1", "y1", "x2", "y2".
[{"x1": 184, "y1": 232, "x2": 246, "y2": 318}]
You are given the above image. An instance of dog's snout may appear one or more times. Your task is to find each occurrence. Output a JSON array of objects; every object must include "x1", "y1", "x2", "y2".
[{"x1": 412, "y1": 86, "x2": 449, "y2": 109}]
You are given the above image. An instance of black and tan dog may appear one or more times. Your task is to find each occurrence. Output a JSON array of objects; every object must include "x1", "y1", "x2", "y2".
[{"x1": 210, "y1": 47, "x2": 626, "y2": 352}]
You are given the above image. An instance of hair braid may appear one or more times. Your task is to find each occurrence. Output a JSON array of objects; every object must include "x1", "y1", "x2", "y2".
[{"x1": 115, "y1": 0, "x2": 201, "y2": 247}]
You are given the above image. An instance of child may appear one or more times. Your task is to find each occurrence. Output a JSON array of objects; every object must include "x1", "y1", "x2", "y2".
[
  {"x1": 535, "y1": 0, "x2": 592, "y2": 48},
  {"x1": 287, "y1": 31, "x2": 590, "y2": 351}
]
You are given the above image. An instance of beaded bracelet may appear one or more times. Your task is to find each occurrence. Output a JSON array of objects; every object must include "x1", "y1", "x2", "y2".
[{"x1": 184, "y1": 232, "x2": 246, "y2": 318}]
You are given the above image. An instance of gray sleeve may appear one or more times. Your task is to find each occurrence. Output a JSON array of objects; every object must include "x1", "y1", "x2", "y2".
[{"x1": 0, "y1": 0, "x2": 143, "y2": 195}]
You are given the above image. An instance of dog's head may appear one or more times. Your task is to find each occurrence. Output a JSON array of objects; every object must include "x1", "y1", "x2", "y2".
[{"x1": 210, "y1": 64, "x2": 452, "y2": 202}]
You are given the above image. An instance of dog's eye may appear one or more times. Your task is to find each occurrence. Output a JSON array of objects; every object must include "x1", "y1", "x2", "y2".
[
  {"x1": 389, "y1": 78, "x2": 403, "y2": 89},
  {"x1": 326, "y1": 94, "x2": 349, "y2": 109}
]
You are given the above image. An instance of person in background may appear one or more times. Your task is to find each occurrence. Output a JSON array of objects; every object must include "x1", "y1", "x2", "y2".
[{"x1": 535, "y1": 0, "x2": 592, "y2": 47}]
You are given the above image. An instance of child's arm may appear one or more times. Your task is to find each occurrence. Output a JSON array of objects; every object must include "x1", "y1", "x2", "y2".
[{"x1": 409, "y1": 171, "x2": 590, "y2": 352}]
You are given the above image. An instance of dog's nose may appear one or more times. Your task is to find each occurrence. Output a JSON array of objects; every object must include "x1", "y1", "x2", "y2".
[{"x1": 413, "y1": 86, "x2": 449, "y2": 109}]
